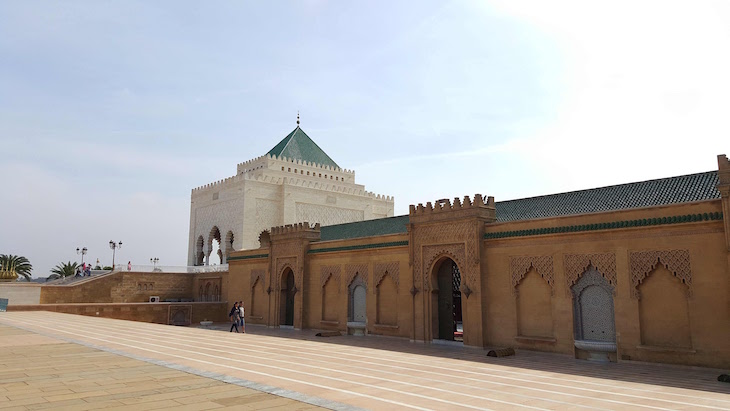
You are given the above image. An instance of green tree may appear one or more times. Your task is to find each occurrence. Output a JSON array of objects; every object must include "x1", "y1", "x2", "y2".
[
  {"x1": 47, "y1": 261, "x2": 78, "y2": 281},
  {"x1": 0, "y1": 254, "x2": 33, "y2": 281}
]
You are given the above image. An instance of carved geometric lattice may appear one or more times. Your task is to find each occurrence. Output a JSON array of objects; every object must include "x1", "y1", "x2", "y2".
[
  {"x1": 320, "y1": 265, "x2": 342, "y2": 291},
  {"x1": 374, "y1": 262, "x2": 400, "y2": 293},
  {"x1": 250, "y1": 269, "x2": 265, "y2": 289},
  {"x1": 272, "y1": 238, "x2": 302, "y2": 291},
  {"x1": 510, "y1": 255, "x2": 554, "y2": 293},
  {"x1": 345, "y1": 263, "x2": 369, "y2": 289},
  {"x1": 572, "y1": 269, "x2": 616, "y2": 342},
  {"x1": 296, "y1": 202, "x2": 364, "y2": 226},
  {"x1": 630, "y1": 249, "x2": 691, "y2": 299},
  {"x1": 564, "y1": 253, "x2": 617, "y2": 295},
  {"x1": 422, "y1": 244, "x2": 467, "y2": 292},
  {"x1": 276, "y1": 256, "x2": 297, "y2": 291},
  {"x1": 168, "y1": 305, "x2": 192, "y2": 326},
  {"x1": 412, "y1": 221, "x2": 479, "y2": 289},
  {"x1": 253, "y1": 199, "x2": 281, "y2": 248}
]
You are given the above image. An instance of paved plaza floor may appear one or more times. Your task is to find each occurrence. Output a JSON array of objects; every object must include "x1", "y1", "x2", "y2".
[{"x1": 0, "y1": 312, "x2": 729, "y2": 410}]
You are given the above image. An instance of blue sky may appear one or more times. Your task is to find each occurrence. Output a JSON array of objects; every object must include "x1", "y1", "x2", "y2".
[{"x1": 1, "y1": 1, "x2": 729, "y2": 276}]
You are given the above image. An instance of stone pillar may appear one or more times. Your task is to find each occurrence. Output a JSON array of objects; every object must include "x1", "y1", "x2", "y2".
[
  {"x1": 717, "y1": 154, "x2": 730, "y2": 252},
  {"x1": 716, "y1": 154, "x2": 730, "y2": 326},
  {"x1": 203, "y1": 244, "x2": 210, "y2": 266}
]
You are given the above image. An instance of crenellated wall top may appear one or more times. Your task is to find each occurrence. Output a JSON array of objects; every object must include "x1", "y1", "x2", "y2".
[
  {"x1": 193, "y1": 167, "x2": 394, "y2": 202},
  {"x1": 408, "y1": 194, "x2": 496, "y2": 224},
  {"x1": 409, "y1": 194, "x2": 495, "y2": 215},
  {"x1": 270, "y1": 222, "x2": 321, "y2": 235},
  {"x1": 237, "y1": 154, "x2": 356, "y2": 175},
  {"x1": 191, "y1": 174, "x2": 243, "y2": 193}
]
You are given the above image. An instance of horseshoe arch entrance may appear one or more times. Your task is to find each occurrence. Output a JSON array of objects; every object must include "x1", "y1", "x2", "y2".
[{"x1": 431, "y1": 257, "x2": 463, "y2": 342}]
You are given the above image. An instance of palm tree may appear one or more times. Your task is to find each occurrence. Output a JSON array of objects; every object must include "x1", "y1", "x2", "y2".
[
  {"x1": 0, "y1": 254, "x2": 33, "y2": 281},
  {"x1": 47, "y1": 261, "x2": 78, "y2": 281}
]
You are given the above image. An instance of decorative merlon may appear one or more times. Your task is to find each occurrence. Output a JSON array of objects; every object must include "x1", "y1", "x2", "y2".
[
  {"x1": 270, "y1": 222, "x2": 321, "y2": 235},
  {"x1": 237, "y1": 154, "x2": 356, "y2": 175},
  {"x1": 409, "y1": 194, "x2": 495, "y2": 215},
  {"x1": 191, "y1": 174, "x2": 242, "y2": 193},
  {"x1": 193, "y1": 157, "x2": 393, "y2": 202},
  {"x1": 191, "y1": 177, "x2": 393, "y2": 202}
]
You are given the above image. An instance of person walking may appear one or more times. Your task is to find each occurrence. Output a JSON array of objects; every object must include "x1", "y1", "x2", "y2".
[
  {"x1": 229, "y1": 302, "x2": 240, "y2": 333},
  {"x1": 238, "y1": 301, "x2": 245, "y2": 333},
  {"x1": 127, "y1": 261, "x2": 131, "y2": 271}
]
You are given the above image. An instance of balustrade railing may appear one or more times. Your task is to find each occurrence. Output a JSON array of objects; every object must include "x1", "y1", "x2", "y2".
[
  {"x1": 119, "y1": 264, "x2": 229, "y2": 273},
  {"x1": 49, "y1": 264, "x2": 229, "y2": 284}
]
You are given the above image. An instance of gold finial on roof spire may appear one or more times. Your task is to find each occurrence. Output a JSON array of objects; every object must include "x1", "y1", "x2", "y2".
[{"x1": 297, "y1": 111, "x2": 300, "y2": 126}]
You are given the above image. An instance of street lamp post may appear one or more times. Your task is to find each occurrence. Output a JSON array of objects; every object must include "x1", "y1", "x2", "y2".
[
  {"x1": 150, "y1": 258, "x2": 159, "y2": 271},
  {"x1": 109, "y1": 241, "x2": 122, "y2": 270}
]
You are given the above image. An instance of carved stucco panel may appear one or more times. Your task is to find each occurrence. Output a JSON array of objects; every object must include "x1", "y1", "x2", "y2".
[
  {"x1": 253, "y1": 199, "x2": 281, "y2": 249},
  {"x1": 422, "y1": 243, "x2": 467, "y2": 292},
  {"x1": 564, "y1": 253, "x2": 617, "y2": 296},
  {"x1": 296, "y1": 203, "x2": 364, "y2": 226},
  {"x1": 374, "y1": 262, "x2": 400, "y2": 293},
  {"x1": 272, "y1": 240, "x2": 302, "y2": 290},
  {"x1": 320, "y1": 265, "x2": 342, "y2": 292},
  {"x1": 345, "y1": 263, "x2": 369, "y2": 289},
  {"x1": 412, "y1": 221, "x2": 479, "y2": 289},
  {"x1": 275, "y1": 257, "x2": 297, "y2": 290},
  {"x1": 192, "y1": 196, "x2": 243, "y2": 259},
  {"x1": 630, "y1": 249, "x2": 691, "y2": 299},
  {"x1": 510, "y1": 255, "x2": 554, "y2": 294}
]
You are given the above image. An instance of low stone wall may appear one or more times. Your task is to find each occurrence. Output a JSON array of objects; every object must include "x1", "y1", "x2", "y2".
[
  {"x1": 7, "y1": 302, "x2": 229, "y2": 324},
  {"x1": 0, "y1": 283, "x2": 42, "y2": 305},
  {"x1": 40, "y1": 271, "x2": 197, "y2": 304}
]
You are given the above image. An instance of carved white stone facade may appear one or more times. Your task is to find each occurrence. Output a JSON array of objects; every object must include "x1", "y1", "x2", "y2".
[{"x1": 187, "y1": 138, "x2": 394, "y2": 265}]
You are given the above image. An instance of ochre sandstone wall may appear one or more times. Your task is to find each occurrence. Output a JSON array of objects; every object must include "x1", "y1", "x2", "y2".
[
  {"x1": 228, "y1": 195, "x2": 730, "y2": 369},
  {"x1": 304, "y1": 234, "x2": 410, "y2": 337},
  {"x1": 227, "y1": 233, "x2": 411, "y2": 337},
  {"x1": 39, "y1": 271, "x2": 219, "y2": 304},
  {"x1": 482, "y1": 199, "x2": 729, "y2": 368}
]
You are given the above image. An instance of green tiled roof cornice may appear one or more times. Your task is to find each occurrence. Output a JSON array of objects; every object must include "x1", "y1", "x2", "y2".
[
  {"x1": 227, "y1": 253, "x2": 269, "y2": 261},
  {"x1": 496, "y1": 171, "x2": 720, "y2": 221},
  {"x1": 320, "y1": 215, "x2": 409, "y2": 241},
  {"x1": 484, "y1": 212, "x2": 723, "y2": 240},
  {"x1": 309, "y1": 241, "x2": 408, "y2": 254},
  {"x1": 267, "y1": 126, "x2": 339, "y2": 169}
]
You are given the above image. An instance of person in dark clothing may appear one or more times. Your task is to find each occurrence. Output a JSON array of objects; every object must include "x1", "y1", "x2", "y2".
[{"x1": 229, "y1": 302, "x2": 240, "y2": 333}]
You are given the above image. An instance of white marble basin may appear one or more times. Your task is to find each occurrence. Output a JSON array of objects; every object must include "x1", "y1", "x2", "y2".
[
  {"x1": 346, "y1": 321, "x2": 366, "y2": 336},
  {"x1": 574, "y1": 340, "x2": 616, "y2": 362}
]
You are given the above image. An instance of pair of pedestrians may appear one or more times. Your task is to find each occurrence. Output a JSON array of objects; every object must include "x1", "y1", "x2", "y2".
[{"x1": 229, "y1": 301, "x2": 246, "y2": 333}]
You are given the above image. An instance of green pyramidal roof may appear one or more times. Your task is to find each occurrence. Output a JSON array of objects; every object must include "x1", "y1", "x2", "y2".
[{"x1": 267, "y1": 126, "x2": 339, "y2": 169}]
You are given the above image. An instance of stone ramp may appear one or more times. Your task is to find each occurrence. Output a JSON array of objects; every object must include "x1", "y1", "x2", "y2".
[
  {"x1": 0, "y1": 323, "x2": 332, "y2": 410},
  {"x1": 2, "y1": 311, "x2": 730, "y2": 410}
]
